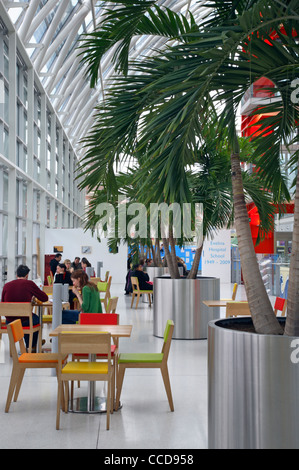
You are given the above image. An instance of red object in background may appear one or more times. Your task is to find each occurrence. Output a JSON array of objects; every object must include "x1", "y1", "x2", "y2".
[
  {"x1": 44, "y1": 254, "x2": 55, "y2": 285},
  {"x1": 246, "y1": 202, "x2": 294, "y2": 254}
]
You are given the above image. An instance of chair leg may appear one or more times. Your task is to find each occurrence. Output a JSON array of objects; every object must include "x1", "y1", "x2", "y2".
[
  {"x1": 56, "y1": 381, "x2": 62, "y2": 430},
  {"x1": 148, "y1": 293, "x2": 151, "y2": 307},
  {"x1": 135, "y1": 293, "x2": 140, "y2": 309},
  {"x1": 106, "y1": 379, "x2": 111, "y2": 430},
  {"x1": 161, "y1": 365, "x2": 174, "y2": 411},
  {"x1": 13, "y1": 369, "x2": 25, "y2": 402},
  {"x1": 115, "y1": 365, "x2": 126, "y2": 410},
  {"x1": 5, "y1": 366, "x2": 19, "y2": 412},
  {"x1": 130, "y1": 293, "x2": 135, "y2": 308}
]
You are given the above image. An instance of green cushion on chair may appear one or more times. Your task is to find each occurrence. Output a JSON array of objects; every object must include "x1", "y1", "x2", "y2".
[{"x1": 119, "y1": 353, "x2": 163, "y2": 364}]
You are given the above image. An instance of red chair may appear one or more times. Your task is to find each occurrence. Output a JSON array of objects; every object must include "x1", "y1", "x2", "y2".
[
  {"x1": 274, "y1": 297, "x2": 287, "y2": 316},
  {"x1": 74, "y1": 313, "x2": 119, "y2": 410}
]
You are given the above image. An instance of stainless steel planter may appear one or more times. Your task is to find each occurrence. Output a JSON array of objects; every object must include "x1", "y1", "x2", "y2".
[
  {"x1": 208, "y1": 318, "x2": 299, "y2": 449},
  {"x1": 153, "y1": 276, "x2": 220, "y2": 339}
]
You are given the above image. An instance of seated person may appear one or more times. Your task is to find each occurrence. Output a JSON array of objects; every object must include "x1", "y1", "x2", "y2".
[
  {"x1": 1, "y1": 265, "x2": 48, "y2": 351},
  {"x1": 54, "y1": 263, "x2": 75, "y2": 307},
  {"x1": 131, "y1": 264, "x2": 153, "y2": 291},
  {"x1": 61, "y1": 269, "x2": 102, "y2": 324}
]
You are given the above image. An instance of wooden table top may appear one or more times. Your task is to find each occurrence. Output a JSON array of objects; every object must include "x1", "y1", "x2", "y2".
[
  {"x1": 50, "y1": 324, "x2": 133, "y2": 338},
  {"x1": 203, "y1": 300, "x2": 248, "y2": 307}
]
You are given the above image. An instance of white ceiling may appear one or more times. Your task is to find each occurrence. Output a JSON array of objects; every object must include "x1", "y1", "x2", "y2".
[{"x1": 4, "y1": 0, "x2": 210, "y2": 158}]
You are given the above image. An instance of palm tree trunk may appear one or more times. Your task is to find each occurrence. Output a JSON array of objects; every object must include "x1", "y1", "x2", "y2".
[
  {"x1": 284, "y1": 159, "x2": 299, "y2": 336},
  {"x1": 231, "y1": 151, "x2": 282, "y2": 335},
  {"x1": 187, "y1": 243, "x2": 203, "y2": 279}
]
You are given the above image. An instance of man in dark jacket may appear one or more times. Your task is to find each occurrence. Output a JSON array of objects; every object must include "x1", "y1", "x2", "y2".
[{"x1": 131, "y1": 264, "x2": 153, "y2": 291}]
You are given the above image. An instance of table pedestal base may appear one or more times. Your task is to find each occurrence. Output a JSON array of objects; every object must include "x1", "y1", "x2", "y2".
[{"x1": 68, "y1": 397, "x2": 122, "y2": 414}]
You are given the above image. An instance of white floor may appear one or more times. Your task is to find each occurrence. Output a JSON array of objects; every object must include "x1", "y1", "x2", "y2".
[{"x1": 0, "y1": 282, "x2": 246, "y2": 450}]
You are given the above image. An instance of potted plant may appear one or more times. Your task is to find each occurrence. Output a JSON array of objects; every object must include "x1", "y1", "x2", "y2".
[{"x1": 78, "y1": 0, "x2": 299, "y2": 447}]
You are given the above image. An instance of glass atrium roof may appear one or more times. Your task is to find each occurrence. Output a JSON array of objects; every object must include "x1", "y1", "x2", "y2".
[{"x1": 4, "y1": 0, "x2": 210, "y2": 158}]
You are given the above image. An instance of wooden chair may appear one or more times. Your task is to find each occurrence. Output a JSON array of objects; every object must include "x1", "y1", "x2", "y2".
[
  {"x1": 47, "y1": 275, "x2": 52, "y2": 286},
  {"x1": 56, "y1": 331, "x2": 113, "y2": 430},
  {"x1": 0, "y1": 303, "x2": 41, "y2": 352},
  {"x1": 226, "y1": 301, "x2": 251, "y2": 318},
  {"x1": 106, "y1": 297, "x2": 118, "y2": 313},
  {"x1": 43, "y1": 286, "x2": 53, "y2": 295},
  {"x1": 104, "y1": 271, "x2": 110, "y2": 282},
  {"x1": 274, "y1": 297, "x2": 287, "y2": 316},
  {"x1": 221, "y1": 283, "x2": 238, "y2": 301},
  {"x1": 74, "y1": 313, "x2": 119, "y2": 409},
  {"x1": 98, "y1": 276, "x2": 112, "y2": 311},
  {"x1": 130, "y1": 276, "x2": 152, "y2": 308},
  {"x1": 5, "y1": 319, "x2": 61, "y2": 413},
  {"x1": 115, "y1": 320, "x2": 174, "y2": 411}
]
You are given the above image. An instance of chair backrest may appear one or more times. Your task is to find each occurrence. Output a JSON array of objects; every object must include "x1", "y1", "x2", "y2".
[
  {"x1": 90, "y1": 277, "x2": 101, "y2": 285},
  {"x1": 79, "y1": 312, "x2": 119, "y2": 325},
  {"x1": 161, "y1": 320, "x2": 174, "y2": 361},
  {"x1": 274, "y1": 297, "x2": 287, "y2": 316},
  {"x1": 43, "y1": 285, "x2": 53, "y2": 294},
  {"x1": 226, "y1": 301, "x2": 251, "y2": 318},
  {"x1": 106, "y1": 297, "x2": 118, "y2": 313},
  {"x1": 104, "y1": 271, "x2": 110, "y2": 282},
  {"x1": 7, "y1": 319, "x2": 27, "y2": 360},
  {"x1": 58, "y1": 331, "x2": 111, "y2": 358},
  {"x1": 131, "y1": 276, "x2": 139, "y2": 291},
  {"x1": 0, "y1": 302, "x2": 33, "y2": 319},
  {"x1": 97, "y1": 281, "x2": 108, "y2": 292},
  {"x1": 232, "y1": 283, "x2": 238, "y2": 300}
]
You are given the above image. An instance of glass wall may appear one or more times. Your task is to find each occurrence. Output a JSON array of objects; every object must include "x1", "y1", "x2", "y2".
[{"x1": 0, "y1": 16, "x2": 85, "y2": 290}]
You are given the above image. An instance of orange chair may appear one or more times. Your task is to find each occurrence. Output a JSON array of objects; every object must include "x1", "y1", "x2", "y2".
[
  {"x1": 0, "y1": 302, "x2": 42, "y2": 352},
  {"x1": 274, "y1": 297, "x2": 287, "y2": 316},
  {"x1": 74, "y1": 313, "x2": 119, "y2": 409},
  {"x1": 5, "y1": 319, "x2": 61, "y2": 413}
]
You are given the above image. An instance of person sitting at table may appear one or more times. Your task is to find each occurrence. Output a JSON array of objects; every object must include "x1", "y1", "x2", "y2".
[
  {"x1": 60, "y1": 269, "x2": 102, "y2": 324},
  {"x1": 54, "y1": 263, "x2": 75, "y2": 308},
  {"x1": 1, "y1": 264, "x2": 48, "y2": 351},
  {"x1": 131, "y1": 263, "x2": 153, "y2": 291}
]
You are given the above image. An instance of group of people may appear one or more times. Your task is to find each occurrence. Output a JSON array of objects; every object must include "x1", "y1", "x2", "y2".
[{"x1": 1, "y1": 255, "x2": 102, "y2": 352}]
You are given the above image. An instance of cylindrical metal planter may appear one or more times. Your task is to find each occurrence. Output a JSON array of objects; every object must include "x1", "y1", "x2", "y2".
[
  {"x1": 208, "y1": 317, "x2": 299, "y2": 449},
  {"x1": 154, "y1": 276, "x2": 220, "y2": 339}
]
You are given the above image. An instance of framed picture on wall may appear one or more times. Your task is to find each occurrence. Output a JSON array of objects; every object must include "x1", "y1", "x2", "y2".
[
  {"x1": 54, "y1": 246, "x2": 63, "y2": 253},
  {"x1": 81, "y1": 246, "x2": 92, "y2": 254}
]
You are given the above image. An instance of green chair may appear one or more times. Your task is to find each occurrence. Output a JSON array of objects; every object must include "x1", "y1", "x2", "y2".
[
  {"x1": 97, "y1": 276, "x2": 112, "y2": 311},
  {"x1": 115, "y1": 320, "x2": 174, "y2": 411}
]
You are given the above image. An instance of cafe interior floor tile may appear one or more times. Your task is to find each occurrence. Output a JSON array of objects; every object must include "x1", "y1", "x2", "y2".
[{"x1": 0, "y1": 282, "x2": 246, "y2": 450}]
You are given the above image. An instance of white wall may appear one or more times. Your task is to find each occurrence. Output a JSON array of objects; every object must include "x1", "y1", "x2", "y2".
[
  {"x1": 44, "y1": 228, "x2": 127, "y2": 284},
  {"x1": 202, "y1": 229, "x2": 231, "y2": 283}
]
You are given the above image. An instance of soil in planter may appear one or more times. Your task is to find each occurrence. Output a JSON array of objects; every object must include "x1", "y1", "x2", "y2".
[{"x1": 215, "y1": 317, "x2": 286, "y2": 334}]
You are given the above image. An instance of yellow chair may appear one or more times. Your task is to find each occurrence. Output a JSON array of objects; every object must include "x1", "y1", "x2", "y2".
[
  {"x1": 130, "y1": 276, "x2": 152, "y2": 308},
  {"x1": 105, "y1": 297, "x2": 118, "y2": 313},
  {"x1": 98, "y1": 276, "x2": 112, "y2": 311},
  {"x1": 56, "y1": 331, "x2": 113, "y2": 430},
  {"x1": 221, "y1": 283, "x2": 238, "y2": 301},
  {"x1": 115, "y1": 320, "x2": 174, "y2": 411},
  {"x1": 226, "y1": 301, "x2": 251, "y2": 317},
  {"x1": 5, "y1": 319, "x2": 61, "y2": 413},
  {"x1": 0, "y1": 303, "x2": 42, "y2": 353}
]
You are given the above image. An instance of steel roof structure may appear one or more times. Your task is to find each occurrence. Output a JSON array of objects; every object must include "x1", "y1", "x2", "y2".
[{"x1": 3, "y1": 0, "x2": 210, "y2": 158}]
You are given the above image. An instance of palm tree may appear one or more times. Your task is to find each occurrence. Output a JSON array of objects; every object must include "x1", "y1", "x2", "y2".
[{"x1": 78, "y1": 0, "x2": 299, "y2": 335}]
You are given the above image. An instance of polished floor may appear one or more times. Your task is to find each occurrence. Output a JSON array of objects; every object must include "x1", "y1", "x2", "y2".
[{"x1": 0, "y1": 282, "x2": 246, "y2": 450}]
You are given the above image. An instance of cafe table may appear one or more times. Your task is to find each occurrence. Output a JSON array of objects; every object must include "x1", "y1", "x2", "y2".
[{"x1": 50, "y1": 323, "x2": 133, "y2": 413}]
